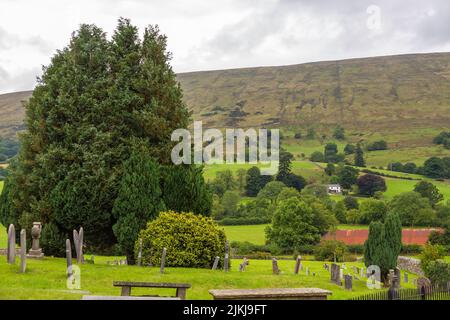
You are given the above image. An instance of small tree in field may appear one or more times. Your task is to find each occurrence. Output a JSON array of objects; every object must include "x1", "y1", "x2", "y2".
[
  {"x1": 357, "y1": 174, "x2": 386, "y2": 196},
  {"x1": 354, "y1": 143, "x2": 365, "y2": 167},
  {"x1": 414, "y1": 181, "x2": 443, "y2": 207}
]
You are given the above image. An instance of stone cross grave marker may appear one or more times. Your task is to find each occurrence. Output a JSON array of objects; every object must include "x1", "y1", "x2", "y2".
[
  {"x1": 66, "y1": 239, "x2": 72, "y2": 277},
  {"x1": 7, "y1": 224, "x2": 15, "y2": 264},
  {"x1": 160, "y1": 247, "x2": 167, "y2": 274},
  {"x1": 212, "y1": 256, "x2": 220, "y2": 270},
  {"x1": 294, "y1": 255, "x2": 301, "y2": 274},
  {"x1": 344, "y1": 275, "x2": 353, "y2": 291},
  {"x1": 272, "y1": 258, "x2": 280, "y2": 275},
  {"x1": 20, "y1": 229, "x2": 26, "y2": 273},
  {"x1": 73, "y1": 227, "x2": 84, "y2": 264},
  {"x1": 137, "y1": 238, "x2": 143, "y2": 267}
]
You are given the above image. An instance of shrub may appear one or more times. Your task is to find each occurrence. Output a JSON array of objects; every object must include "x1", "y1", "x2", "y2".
[
  {"x1": 367, "y1": 140, "x2": 388, "y2": 151},
  {"x1": 357, "y1": 174, "x2": 387, "y2": 196},
  {"x1": 425, "y1": 260, "x2": 450, "y2": 286},
  {"x1": 40, "y1": 222, "x2": 67, "y2": 257},
  {"x1": 420, "y1": 243, "x2": 446, "y2": 274},
  {"x1": 310, "y1": 151, "x2": 324, "y2": 162},
  {"x1": 136, "y1": 211, "x2": 226, "y2": 268},
  {"x1": 314, "y1": 240, "x2": 347, "y2": 262}
]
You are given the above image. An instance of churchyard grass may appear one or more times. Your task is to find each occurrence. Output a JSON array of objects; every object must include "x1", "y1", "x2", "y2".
[
  {"x1": 0, "y1": 255, "x2": 420, "y2": 300},
  {"x1": 222, "y1": 224, "x2": 269, "y2": 245}
]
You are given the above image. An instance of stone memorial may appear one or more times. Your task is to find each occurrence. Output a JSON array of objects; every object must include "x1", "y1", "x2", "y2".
[
  {"x1": 160, "y1": 247, "x2": 167, "y2": 274},
  {"x1": 27, "y1": 222, "x2": 44, "y2": 259},
  {"x1": 360, "y1": 267, "x2": 365, "y2": 278},
  {"x1": 66, "y1": 239, "x2": 72, "y2": 276},
  {"x1": 404, "y1": 272, "x2": 408, "y2": 283},
  {"x1": 20, "y1": 229, "x2": 26, "y2": 273},
  {"x1": 305, "y1": 267, "x2": 309, "y2": 276},
  {"x1": 73, "y1": 227, "x2": 84, "y2": 264},
  {"x1": 344, "y1": 275, "x2": 353, "y2": 291},
  {"x1": 137, "y1": 238, "x2": 143, "y2": 267},
  {"x1": 330, "y1": 263, "x2": 342, "y2": 285},
  {"x1": 212, "y1": 256, "x2": 220, "y2": 270},
  {"x1": 294, "y1": 255, "x2": 301, "y2": 274},
  {"x1": 224, "y1": 240, "x2": 230, "y2": 272},
  {"x1": 272, "y1": 258, "x2": 280, "y2": 275},
  {"x1": 7, "y1": 224, "x2": 16, "y2": 264}
]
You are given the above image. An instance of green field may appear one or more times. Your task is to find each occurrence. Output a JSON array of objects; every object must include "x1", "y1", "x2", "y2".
[
  {"x1": 0, "y1": 255, "x2": 420, "y2": 300},
  {"x1": 223, "y1": 224, "x2": 269, "y2": 245}
]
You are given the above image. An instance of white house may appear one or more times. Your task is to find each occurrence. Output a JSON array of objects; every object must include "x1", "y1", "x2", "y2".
[{"x1": 326, "y1": 184, "x2": 342, "y2": 195}]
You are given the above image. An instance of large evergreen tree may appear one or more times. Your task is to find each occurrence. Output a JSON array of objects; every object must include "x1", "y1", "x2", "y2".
[
  {"x1": 354, "y1": 143, "x2": 365, "y2": 167},
  {"x1": 0, "y1": 19, "x2": 198, "y2": 253},
  {"x1": 112, "y1": 147, "x2": 165, "y2": 263}
]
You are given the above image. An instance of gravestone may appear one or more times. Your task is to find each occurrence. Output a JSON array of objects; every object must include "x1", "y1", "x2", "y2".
[
  {"x1": 73, "y1": 227, "x2": 84, "y2": 264},
  {"x1": 344, "y1": 275, "x2": 353, "y2": 291},
  {"x1": 404, "y1": 272, "x2": 408, "y2": 283},
  {"x1": 239, "y1": 258, "x2": 247, "y2": 272},
  {"x1": 272, "y1": 258, "x2": 280, "y2": 275},
  {"x1": 137, "y1": 239, "x2": 143, "y2": 267},
  {"x1": 360, "y1": 267, "x2": 365, "y2": 278},
  {"x1": 394, "y1": 267, "x2": 401, "y2": 288},
  {"x1": 224, "y1": 240, "x2": 230, "y2": 272},
  {"x1": 323, "y1": 263, "x2": 329, "y2": 271},
  {"x1": 20, "y1": 229, "x2": 26, "y2": 273},
  {"x1": 342, "y1": 263, "x2": 346, "y2": 269},
  {"x1": 7, "y1": 224, "x2": 16, "y2": 264},
  {"x1": 212, "y1": 256, "x2": 220, "y2": 270},
  {"x1": 294, "y1": 256, "x2": 301, "y2": 274},
  {"x1": 160, "y1": 247, "x2": 167, "y2": 274},
  {"x1": 330, "y1": 263, "x2": 342, "y2": 285},
  {"x1": 305, "y1": 267, "x2": 309, "y2": 276},
  {"x1": 66, "y1": 239, "x2": 72, "y2": 277},
  {"x1": 340, "y1": 269, "x2": 344, "y2": 282},
  {"x1": 353, "y1": 266, "x2": 358, "y2": 274},
  {"x1": 27, "y1": 222, "x2": 44, "y2": 259}
]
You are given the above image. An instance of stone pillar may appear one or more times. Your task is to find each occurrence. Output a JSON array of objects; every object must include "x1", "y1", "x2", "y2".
[
  {"x1": 20, "y1": 229, "x2": 26, "y2": 272},
  {"x1": 7, "y1": 224, "x2": 16, "y2": 264},
  {"x1": 66, "y1": 239, "x2": 72, "y2": 277},
  {"x1": 294, "y1": 255, "x2": 301, "y2": 274},
  {"x1": 160, "y1": 247, "x2": 166, "y2": 274},
  {"x1": 224, "y1": 240, "x2": 230, "y2": 272}
]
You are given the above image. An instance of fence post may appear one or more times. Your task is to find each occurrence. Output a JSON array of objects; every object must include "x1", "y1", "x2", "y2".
[
  {"x1": 387, "y1": 287, "x2": 398, "y2": 300},
  {"x1": 420, "y1": 286, "x2": 426, "y2": 301}
]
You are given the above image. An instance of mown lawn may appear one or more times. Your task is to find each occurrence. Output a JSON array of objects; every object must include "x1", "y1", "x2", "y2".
[{"x1": 0, "y1": 256, "x2": 420, "y2": 300}]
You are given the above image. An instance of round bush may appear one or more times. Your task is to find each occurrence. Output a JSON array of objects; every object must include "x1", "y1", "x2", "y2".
[{"x1": 136, "y1": 211, "x2": 227, "y2": 268}]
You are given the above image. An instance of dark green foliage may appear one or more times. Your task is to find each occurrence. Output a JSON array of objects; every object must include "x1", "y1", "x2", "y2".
[
  {"x1": 384, "y1": 212, "x2": 403, "y2": 258},
  {"x1": 367, "y1": 140, "x2": 388, "y2": 151},
  {"x1": 265, "y1": 197, "x2": 324, "y2": 251},
  {"x1": 0, "y1": 138, "x2": 20, "y2": 161},
  {"x1": 364, "y1": 221, "x2": 399, "y2": 283},
  {"x1": 334, "y1": 201, "x2": 347, "y2": 224},
  {"x1": 414, "y1": 181, "x2": 443, "y2": 207},
  {"x1": 112, "y1": 149, "x2": 165, "y2": 263},
  {"x1": 137, "y1": 211, "x2": 226, "y2": 268},
  {"x1": 310, "y1": 151, "x2": 324, "y2": 162},
  {"x1": 354, "y1": 143, "x2": 365, "y2": 167},
  {"x1": 324, "y1": 143, "x2": 340, "y2": 163},
  {"x1": 359, "y1": 199, "x2": 388, "y2": 224},
  {"x1": 388, "y1": 162, "x2": 404, "y2": 172},
  {"x1": 294, "y1": 132, "x2": 302, "y2": 139},
  {"x1": 425, "y1": 260, "x2": 450, "y2": 286},
  {"x1": 276, "y1": 150, "x2": 293, "y2": 182},
  {"x1": 333, "y1": 126, "x2": 345, "y2": 140},
  {"x1": 306, "y1": 128, "x2": 316, "y2": 139},
  {"x1": 209, "y1": 170, "x2": 237, "y2": 197},
  {"x1": 357, "y1": 174, "x2": 387, "y2": 196},
  {"x1": 0, "y1": 19, "x2": 193, "y2": 253},
  {"x1": 245, "y1": 166, "x2": 272, "y2": 196},
  {"x1": 403, "y1": 162, "x2": 417, "y2": 174},
  {"x1": 423, "y1": 157, "x2": 449, "y2": 179},
  {"x1": 389, "y1": 191, "x2": 436, "y2": 226},
  {"x1": 343, "y1": 196, "x2": 359, "y2": 210},
  {"x1": 162, "y1": 165, "x2": 212, "y2": 216},
  {"x1": 344, "y1": 144, "x2": 355, "y2": 155},
  {"x1": 433, "y1": 132, "x2": 450, "y2": 149},
  {"x1": 40, "y1": 222, "x2": 67, "y2": 257},
  {"x1": 337, "y1": 166, "x2": 359, "y2": 189},
  {"x1": 325, "y1": 163, "x2": 335, "y2": 176},
  {"x1": 283, "y1": 173, "x2": 306, "y2": 191}
]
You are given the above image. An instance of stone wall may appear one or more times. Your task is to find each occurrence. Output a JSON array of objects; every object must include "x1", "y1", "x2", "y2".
[{"x1": 397, "y1": 256, "x2": 424, "y2": 276}]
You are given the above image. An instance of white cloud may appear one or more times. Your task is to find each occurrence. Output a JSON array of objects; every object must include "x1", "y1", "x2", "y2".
[{"x1": 0, "y1": 0, "x2": 450, "y2": 94}]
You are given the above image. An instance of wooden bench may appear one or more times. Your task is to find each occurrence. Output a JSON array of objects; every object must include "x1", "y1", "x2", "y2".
[
  {"x1": 113, "y1": 281, "x2": 191, "y2": 300},
  {"x1": 82, "y1": 295, "x2": 180, "y2": 300},
  {"x1": 209, "y1": 288, "x2": 332, "y2": 300}
]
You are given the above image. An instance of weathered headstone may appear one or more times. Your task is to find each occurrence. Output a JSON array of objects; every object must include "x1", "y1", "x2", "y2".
[
  {"x1": 394, "y1": 267, "x2": 401, "y2": 288},
  {"x1": 212, "y1": 256, "x2": 220, "y2": 270},
  {"x1": 28, "y1": 222, "x2": 44, "y2": 259},
  {"x1": 224, "y1": 240, "x2": 230, "y2": 272},
  {"x1": 272, "y1": 258, "x2": 280, "y2": 275},
  {"x1": 404, "y1": 272, "x2": 408, "y2": 283},
  {"x1": 344, "y1": 275, "x2": 353, "y2": 291},
  {"x1": 73, "y1": 227, "x2": 84, "y2": 264},
  {"x1": 66, "y1": 239, "x2": 72, "y2": 277},
  {"x1": 160, "y1": 247, "x2": 167, "y2": 274},
  {"x1": 305, "y1": 267, "x2": 310, "y2": 276},
  {"x1": 20, "y1": 229, "x2": 26, "y2": 272},
  {"x1": 339, "y1": 268, "x2": 344, "y2": 282},
  {"x1": 137, "y1": 238, "x2": 143, "y2": 267},
  {"x1": 239, "y1": 257, "x2": 248, "y2": 272},
  {"x1": 360, "y1": 267, "x2": 365, "y2": 278},
  {"x1": 294, "y1": 255, "x2": 301, "y2": 274},
  {"x1": 7, "y1": 224, "x2": 16, "y2": 264},
  {"x1": 330, "y1": 263, "x2": 341, "y2": 285}
]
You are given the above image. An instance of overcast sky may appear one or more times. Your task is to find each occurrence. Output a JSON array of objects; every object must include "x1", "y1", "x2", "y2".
[{"x1": 1, "y1": 0, "x2": 450, "y2": 94}]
